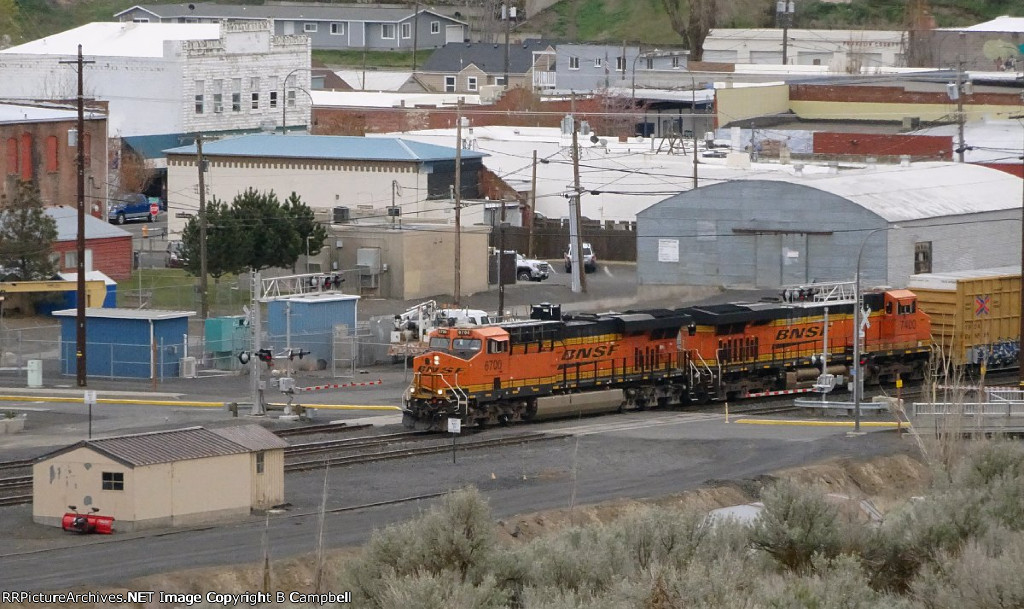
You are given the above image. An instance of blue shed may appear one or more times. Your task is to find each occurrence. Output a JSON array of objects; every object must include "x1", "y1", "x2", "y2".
[
  {"x1": 266, "y1": 294, "x2": 360, "y2": 368},
  {"x1": 52, "y1": 308, "x2": 194, "y2": 379},
  {"x1": 57, "y1": 271, "x2": 118, "y2": 308}
]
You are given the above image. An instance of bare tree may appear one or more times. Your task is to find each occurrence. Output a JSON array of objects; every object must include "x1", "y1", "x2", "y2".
[
  {"x1": 661, "y1": 0, "x2": 717, "y2": 62},
  {"x1": 118, "y1": 148, "x2": 155, "y2": 195}
]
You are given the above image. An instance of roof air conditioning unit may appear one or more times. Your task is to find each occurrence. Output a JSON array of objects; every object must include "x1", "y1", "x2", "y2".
[
  {"x1": 580, "y1": 121, "x2": 591, "y2": 135},
  {"x1": 333, "y1": 206, "x2": 350, "y2": 223},
  {"x1": 902, "y1": 116, "x2": 920, "y2": 131}
]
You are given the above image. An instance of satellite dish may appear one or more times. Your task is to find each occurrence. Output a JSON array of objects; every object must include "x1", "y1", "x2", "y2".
[
  {"x1": 599, "y1": 138, "x2": 608, "y2": 147},
  {"x1": 589, "y1": 134, "x2": 599, "y2": 144}
]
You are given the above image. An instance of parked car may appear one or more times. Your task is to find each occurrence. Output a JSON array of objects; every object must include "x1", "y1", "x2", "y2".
[
  {"x1": 564, "y1": 242, "x2": 597, "y2": 273},
  {"x1": 165, "y1": 241, "x2": 185, "y2": 268},
  {"x1": 108, "y1": 193, "x2": 157, "y2": 224},
  {"x1": 515, "y1": 252, "x2": 550, "y2": 282}
]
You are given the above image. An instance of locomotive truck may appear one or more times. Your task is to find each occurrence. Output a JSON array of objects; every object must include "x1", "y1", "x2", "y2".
[{"x1": 402, "y1": 281, "x2": 933, "y2": 430}]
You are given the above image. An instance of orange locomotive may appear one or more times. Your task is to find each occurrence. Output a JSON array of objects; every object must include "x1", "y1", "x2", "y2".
[{"x1": 402, "y1": 283, "x2": 933, "y2": 430}]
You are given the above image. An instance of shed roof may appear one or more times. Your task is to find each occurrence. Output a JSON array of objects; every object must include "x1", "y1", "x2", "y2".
[
  {"x1": 40, "y1": 427, "x2": 250, "y2": 467},
  {"x1": 420, "y1": 40, "x2": 554, "y2": 74},
  {"x1": 208, "y1": 424, "x2": 289, "y2": 451},
  {"x1": 727, "y1": 162, "x2": 1022, "y2": 223},
  {"x1": 0, "y1": 22, "x2": 220, "y2": 58},
  {"x1": 940, "y1": 16, "x2": 1024, "y2": 33},
  {"x1": 51, "y1": 308, "x2": 194, "y2": 320},
  {"x1": 45, "y1": 207, "x2": 132, "y2": 241},
  {"x1": 164, "y1": 133, "x2": 485, "y2": 162},
  {"x1": 115, "y1": 3, "x2": 464, "y2": 24}
]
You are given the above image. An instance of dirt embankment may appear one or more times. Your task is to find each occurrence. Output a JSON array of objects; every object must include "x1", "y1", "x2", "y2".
[{"x1": 6, "y1": 451, "x2": 932, "y2": 609}]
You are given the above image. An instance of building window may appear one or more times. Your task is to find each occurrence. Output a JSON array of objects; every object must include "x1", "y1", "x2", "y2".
[
  {"x1": 269, "y1": 91, "x2": 278, "y2": 108},
  {"x1": 102, "y1": 471, "x2": 124, "y2": 491},
  {"x1": 287, "y1": 89, "x2": 296, "y2": 108},
  {"x1": 568, "y1": 56, "x2": 579, "y2": 70},
  {"x1": 401, "y1": 22, "x2": 412, "y2": 39},
  {"x1": 303, "y1": 22, "x2": 317, "y2": 33},
  {"x1": 616, "y1": 56, "x2": 625, "y2": 71},
  {"x1": 213, "y1": 79, "x2": 223, "y2": 113},
  {"x1": 231, "y1": 78, "x2": 241, "y2": 111},
  {"x1": 250, "y1": 76, "x2": 259, "y2": 109},
  {"x1": 251, "y1": 92, "x2": 259, "y2": 109},
  {"x1": 494, "y1": 76, "x2": 506, "y2": 86},
  {"x1": 194, "y1": 79, "x2": 204, "y2": 114},
  {"x1": 430, "y1": 21, "x2": 440, "y2": 34},
  {"x1": 268, "y1": 76, "x2": 278, "y2": 109},
  {"x1": 672, "y1": 56, "x2": 680, "y2": 68},
  {"x1": 444, "y1": 75, "x2": 456, "y2": 92},
  {"x1": 256, "y1": 451, "x2": 265, "y2": 474},
  {"x1": 4, "y1": 138, "x2": 16, "y2": 175},
  {"x1": 381, "y1": 23, "x2": 396, "y2": 39},
  {"x1": 45, "y1": 136, "x2": 58, "y2": 172},
  {"x1": 646, "y1": 57, "x2": 654, "y2": 69},
  {"x1": 132, "y1": 17, "x2": 149, "y2": 23},
  {"x1": 331, "y1": 22, "x2": 344, "y2": 35},
  {"x1": 19, "y1": 133, "x2": 31, "y2": 181},
  {"x1": 914, "y1": 242, "x2": 932, "y2": 274},
  {"x1": 467, "y1": 76, "x2": 478, "y2": 91},
  {"x1": 593, "y1": 58, "x2": 603, "y2": 68}
]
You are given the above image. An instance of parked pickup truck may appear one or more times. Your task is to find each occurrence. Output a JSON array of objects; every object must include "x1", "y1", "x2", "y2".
[
  {"x1": 108, "y1": 193, "x2": 157, "y2": 224},
  {"x1": 515, "y1": 253, "x2": 550, "y2": 282}
]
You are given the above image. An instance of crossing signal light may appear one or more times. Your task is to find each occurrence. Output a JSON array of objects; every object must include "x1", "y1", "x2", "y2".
[{"x1": 256, "y1": 349, "x2": 274, "y2": 366}]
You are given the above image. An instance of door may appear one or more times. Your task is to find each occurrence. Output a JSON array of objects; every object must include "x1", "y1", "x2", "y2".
[
  {"x1": 445, "y1": 25, "x2": 463, "y2": 44},
  {"x1": 350, "y1": 22, "x2": 365, "y2": 47},
  {"x1": 754, "y1": 234, "x2": 781, "y2": 288},
  {"x1": 283, "y1": 21, "x2": 294, "y2": 35}
]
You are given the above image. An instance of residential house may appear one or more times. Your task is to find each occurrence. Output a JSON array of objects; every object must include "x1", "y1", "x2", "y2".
[
  {"x1": 1, "y1": 103, "x2": 108, "y2": 216},
  {"x1": 115, "y1": 3, "x2": 467, "y2": 52},
  {"x1": 553, "y1": 44, "x2": 691, "y2": 94},
  {"x1": 46, "y1": 206, "x2": 133, "y2": 281},
  {"x1": 418, "y1": 40, "x2": 555, "y2": 94}
]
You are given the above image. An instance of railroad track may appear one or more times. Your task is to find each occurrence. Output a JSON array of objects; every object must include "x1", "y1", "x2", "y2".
[
  {"x1": 275, "y1": 422, "x2": 371, "y2": 438},
  {"x1": 284, "y1": 431, "x2": 431, "y2": 458},
  {"x1": 285, "y1": 432, "x2": 563, "y2": 472}
]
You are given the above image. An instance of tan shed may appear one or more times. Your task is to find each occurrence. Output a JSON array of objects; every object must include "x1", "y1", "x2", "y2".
[
  {"x1": 908, "y1": 266, "x2": 1021, "y2": 370},
  {"x1": 32, "y1": 425, "x2": 286, "y2": 532},
  {"x1": 209, "y1": 425, "x2": 288, "y2": 510}
]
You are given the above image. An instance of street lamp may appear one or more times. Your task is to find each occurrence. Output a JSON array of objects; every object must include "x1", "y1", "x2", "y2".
[
  {"x1": 852, "y1": 226, "x2": 893, "y2": 433},
  {"x1": 305, "y1": 235, "x2": 313, "y2": 274},
  {"x1": 282, "y1": 67, "x2": 311, "y2": 134}
]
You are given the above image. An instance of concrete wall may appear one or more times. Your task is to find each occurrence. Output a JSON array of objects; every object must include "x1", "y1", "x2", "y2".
[
  {"x1": 166, "y1": 155, "x2": 426, "y2": 237},
  {"x1": 715, "y1": 85, "x2": 790, "y2": 126},
  {"x1": 789, "y1": 85, "x2": 1024, "y2": 123}
]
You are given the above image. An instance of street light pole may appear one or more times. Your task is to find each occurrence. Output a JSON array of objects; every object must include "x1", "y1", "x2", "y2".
[
  {"x1": 281, "y1": 67, "x2": 309, "y2": 134},
  {"x1": 852, "y1": 227, "x2": 888, "y2": 433}
]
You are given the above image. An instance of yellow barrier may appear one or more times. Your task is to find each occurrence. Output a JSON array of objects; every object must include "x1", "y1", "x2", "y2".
[{"x1": 734, "y1": 418, "x2": 905, "y2": 428}]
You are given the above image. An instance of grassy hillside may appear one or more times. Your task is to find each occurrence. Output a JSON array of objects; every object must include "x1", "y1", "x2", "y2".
[
  {"x1": 526, "y1": 0, "x2": 1024, "y2": 45},
  {"x1": 2, "y1": 0, "x2": 1022, "y2": 48}
]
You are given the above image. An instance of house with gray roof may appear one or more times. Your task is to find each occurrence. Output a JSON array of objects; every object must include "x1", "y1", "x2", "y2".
[
  {"x1": 33, "y1": 425, "x2": 288, "y2": 530},
  {"x1": 417, "y1": 40, "x2": 555, "y2": 94},
  {"x1": 115, "y1": 3, "x2": 467, "y2": 51},
  {"x1": 45, "y1": 206, "x2": 134, "y2": 280}
]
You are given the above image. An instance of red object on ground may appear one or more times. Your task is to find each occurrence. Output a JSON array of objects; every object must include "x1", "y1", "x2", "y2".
[{"x1": 61, "y1": 512, "x2": 115, "y2": 534}]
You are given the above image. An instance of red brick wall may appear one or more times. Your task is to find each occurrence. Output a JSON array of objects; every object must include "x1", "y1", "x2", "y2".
[
  {"x1": 313, "y1": 87, "x2": 611, "y2": 136},
  {"x1": 979, "y1": 163, "x2": 1024, "y2": 179},
  {"x1": 813, "y1": 132, "x2": 954, "y2": 161},
  {"x1": 53, "y1": 236, "x2": 133, "y2": 281},
  {"x1": 791, "y1": 84, "x2": 1022, "y2": 106},
  {"x1": 0, "y1": 109, "x2": 107, "y2": 217}
]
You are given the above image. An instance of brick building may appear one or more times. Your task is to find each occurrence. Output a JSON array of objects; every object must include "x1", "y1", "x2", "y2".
[
  {"x1": 0, "y1": 103, "x2": 108, "y2": 216},
  {"x1": 46, "y1": 206, "x2": 133, "y2": 281}
]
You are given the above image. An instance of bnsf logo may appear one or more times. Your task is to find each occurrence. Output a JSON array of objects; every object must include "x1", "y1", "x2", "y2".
[
  {"x1": 417, "y1": 365, "x2": 465, "y2": 374},
  {"x1": 561, "y1": 344, "x2": 620, "y2": 360},
  {"x1": 775, "y1": 326, "x2": 822, "y2": 340}
]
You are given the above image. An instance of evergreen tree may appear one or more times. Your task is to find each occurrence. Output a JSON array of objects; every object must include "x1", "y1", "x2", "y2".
[{"x1": 0, "y1": 180, "x2": 58, "y2": 280}]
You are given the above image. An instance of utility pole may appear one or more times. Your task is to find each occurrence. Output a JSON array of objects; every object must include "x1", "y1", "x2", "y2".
[
  {"x1": 503, "y1": 3, "x2": 513, "y2": 88},
  {"x1": 454, "y1": 99, "x2": 463, "y2": 305},
  {"x1": 497, "y1": 200, "x2": 507, "y2": 320},
  {"x1": 61, "y1": 45, "x2": 94, "y2": 387},
  {"x1": 569, "y1": 106, "x2": 587, "y2": 294},
  {"x1": 955, "y1": 56, "x2": 966, "y2": 163},
  {"x1": 690, "y1": 77, "x2": 698, "y2": 190},
  {"x1": 250, "y1": 269, "x2": 265, "y2": 416},
  {"x1": 411, "y1": 1, "x2": 420, "y2": 71},
  {"x1": 196, "y1": 134, "x2": 209, "y2": 319},
  {"x1": 528, "y1": 149, "x2": 537, "y2": 258},
  {"x1": 777, "y1": 1, "x2": 795, "y2": 65}
]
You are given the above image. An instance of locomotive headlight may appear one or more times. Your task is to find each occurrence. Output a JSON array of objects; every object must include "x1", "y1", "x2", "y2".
[
  {"x1": 433, "y1": 355, "x2": 440, "y2": 365},
  {"x1": 437, "y1": 389, "x2": 444, "y2": 395}
]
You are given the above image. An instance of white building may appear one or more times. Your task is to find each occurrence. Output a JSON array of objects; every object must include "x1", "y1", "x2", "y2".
[
  {"x1": 703, "y1": 28, "x2": 906, "y2": 70},
  {"x1": 0, "y1": 21, "x2": 310, "y2": 138}
]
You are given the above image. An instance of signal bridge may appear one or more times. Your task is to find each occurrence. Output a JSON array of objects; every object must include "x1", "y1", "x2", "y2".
[
  {"x1": 780, "y1": 281, "x2": 857, "y2": 305},
  {"x1": 260, "y1": 272, "x2": 344, "y2": 301}
]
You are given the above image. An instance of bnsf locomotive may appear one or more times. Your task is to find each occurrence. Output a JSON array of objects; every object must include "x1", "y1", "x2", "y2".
[{"x1": 402, "y1": 282, "x2": 933, "y2": 430}]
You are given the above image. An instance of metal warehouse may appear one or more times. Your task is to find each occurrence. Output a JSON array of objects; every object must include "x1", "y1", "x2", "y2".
[
  {"x1": 636, "y1": 162, "x2": 1022, "y2": 297},
  {"x1": 52, "y1": 308, "x2": 193, "y2": 379},
  {"x1": 32, "y1": 425, "x2": 287, "y2": 531}
]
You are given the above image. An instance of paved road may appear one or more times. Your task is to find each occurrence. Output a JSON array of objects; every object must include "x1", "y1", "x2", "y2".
[{"x1": 0, "y1": 411, "x2": 915, "y2": 591}]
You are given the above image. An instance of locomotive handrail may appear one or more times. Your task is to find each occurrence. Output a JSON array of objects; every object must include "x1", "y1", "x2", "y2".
[{"x1": 437, "y1": 373, "x2": 468, "y2": 417}]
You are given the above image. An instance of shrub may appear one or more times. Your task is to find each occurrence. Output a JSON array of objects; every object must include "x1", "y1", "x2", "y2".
[
  {"x1": 911, "y1": 531, "x2": 1024, "y2": 609},
  {"x1": 749, "y1": 481, "x2": 842, "y2": 574}
]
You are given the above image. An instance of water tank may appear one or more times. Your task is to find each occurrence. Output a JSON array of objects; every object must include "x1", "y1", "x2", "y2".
[{"x1": 333, "y1": 206, "x2": 350, "y2": 224}]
